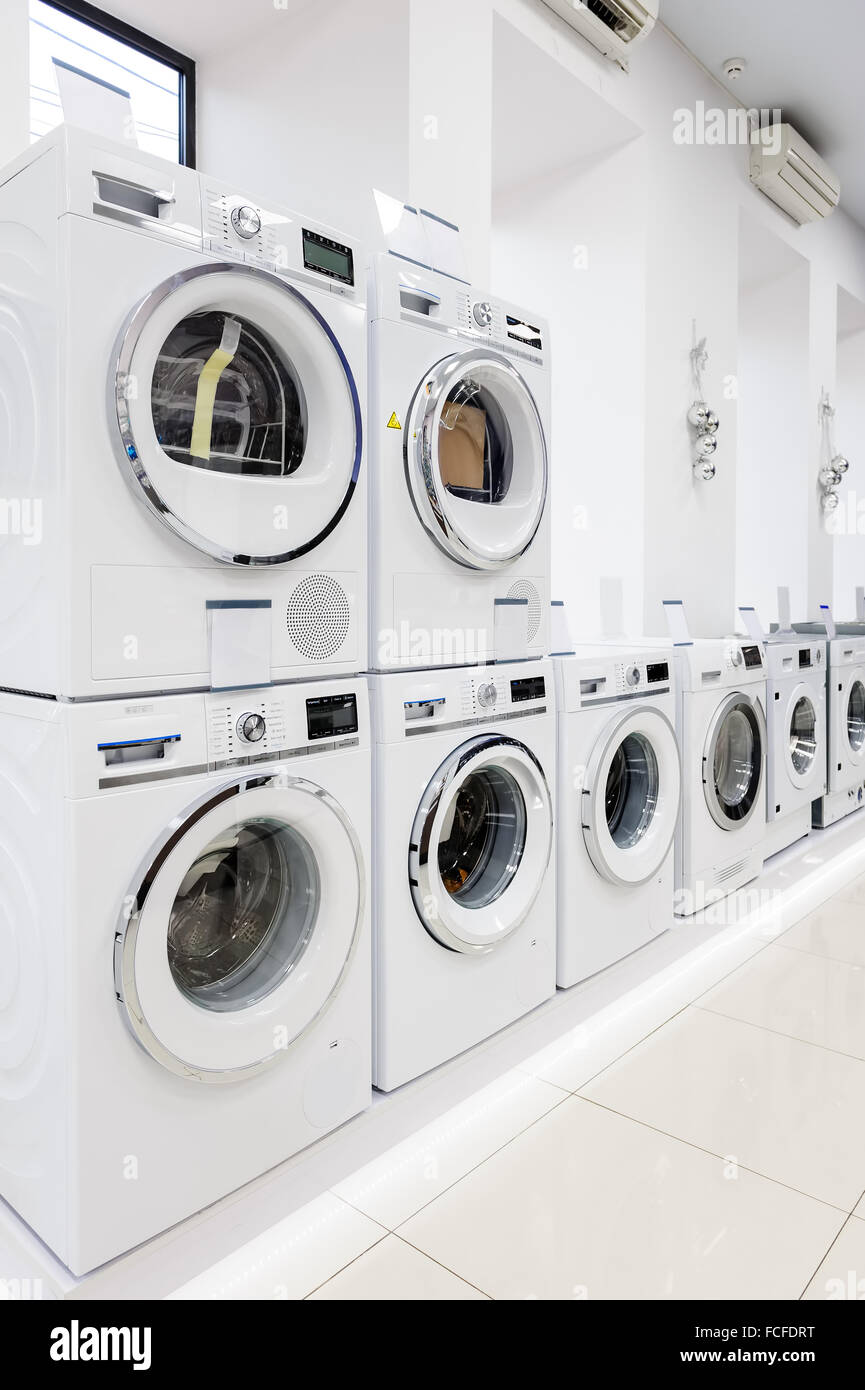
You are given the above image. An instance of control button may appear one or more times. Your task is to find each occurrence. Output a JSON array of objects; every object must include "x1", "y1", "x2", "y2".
[
  {"x1": 472, "y1": 301, "x2": 493, "y2": 328},
  {"x1": 477, "y1": 681, "x2": 498, "y2": 709},
  {"x1": 230, "y1": 204, "x2": 261, "y2": 240},
  {"x1": 625, "y1": 665, "x2": 641, "y2": 688},
  {"x1": 236, "y1": 712, "x2": 266, "y2": 744}
]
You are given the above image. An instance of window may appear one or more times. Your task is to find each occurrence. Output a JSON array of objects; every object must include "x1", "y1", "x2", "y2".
[{"x1": 29, "y1": 0, "x2": 195, "y2": 165}]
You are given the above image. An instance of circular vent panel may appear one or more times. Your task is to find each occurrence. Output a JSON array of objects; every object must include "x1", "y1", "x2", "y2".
[
  {"x1": 286, "y1": 575, "x2": 351, "y2": 661},
  {"x1": 506, "y1": 579, "x2": 541, "y2": 644}
]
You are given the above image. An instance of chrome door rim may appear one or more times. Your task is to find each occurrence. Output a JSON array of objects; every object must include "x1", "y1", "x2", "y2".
[
  {"x1": 702, "y1": 691, "x2": 766, "y2": 830},
  {"x1": 405, "y1": 349, "x2": 548, "y2": 572},
  {"x1": 111, "y1": 262, "x2": 362, "y2": 567},
  {"x1": 408, "y1": 734, "x2": 552, "y2": 953},
  {"x1": 115, "y1": 771, "x2": 364, "y2": 1082}
]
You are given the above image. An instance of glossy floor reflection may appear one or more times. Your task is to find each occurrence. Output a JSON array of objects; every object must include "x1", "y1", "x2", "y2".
[{"x1": 171, "y1": 886, "x2": 865, "y2": 1301}]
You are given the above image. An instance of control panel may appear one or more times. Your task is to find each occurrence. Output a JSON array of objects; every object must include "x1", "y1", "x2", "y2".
[
  {"x1": 205, "y1": 688, "x2": 359, "y2": 768},
  {"x1": 201, "y1": 181, "x2": 358, "y2": 295},
  {"x1": 576, "y1": 654, "x2": 672, "y2": 708},
  {"x1": 400, "y1": 666, "x2": 548, "y2": 735}
]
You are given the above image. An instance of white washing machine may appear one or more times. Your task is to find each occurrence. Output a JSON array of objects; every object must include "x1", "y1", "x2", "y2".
[
  {"x1": 0, "y1": 678, "x2": 370, "y2": 1275},
  {"x1": 0, "y1": 125, "x2": 366, "y2": 698},
  {"x1": 674, "y1": 639, "x2": 767, "y2": 915},
  {"x1": 764, "y1": 635, "x2": 826, "y2": 856},
  {"x1": 370, "y1": 660, "x2": 556, "y2": 1091},
  {"x1": 790, "y1": 624, "x2": 865, "y2": 828},
  {"x1": 555, "y1": 646, "x2": 680, "y2": 985},
  {"x1": 368, "y1": 253, "x2": 551, "y2": 670}
]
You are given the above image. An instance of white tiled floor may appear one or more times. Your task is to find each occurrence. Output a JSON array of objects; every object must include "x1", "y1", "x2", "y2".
[{"x1": 170, "y1": 886, "x2": 865, "y2": 1301}]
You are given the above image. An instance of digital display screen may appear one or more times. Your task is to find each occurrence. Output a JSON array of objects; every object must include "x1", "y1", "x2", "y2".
[
  {"x1": 510, "y1": 676, "x2": 546, "y2": 702},
  {"x1": 302, "y1": 229, "x2": 354, "y2": 285},
  {"x1": 306, "y1": 693, "x2": 358, "y2": 741},
  {"x1": 506, "y1": 314, "x2": 543, "y2": 351},
  {"x1": 799, "y1": 648, "x2": 812, "y2": 668},
  {"x1": 646, "y1": 662, "x2": 669, "y2": 684},
  {"x1": 742, "y1": 645, "x2": 763, "y2": 669}
]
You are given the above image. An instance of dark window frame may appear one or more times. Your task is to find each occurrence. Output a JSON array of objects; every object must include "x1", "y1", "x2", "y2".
[{"x1": 34, "y1": 0, "x2": 196, "y2": 166}]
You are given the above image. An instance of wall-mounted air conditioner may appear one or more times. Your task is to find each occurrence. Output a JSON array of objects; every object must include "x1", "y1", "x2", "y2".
[
  {"x1": 749, "y1": 123, "x2": 840, "y2": 226},
  {"x1": 541, "y1": 0, "x2": 658, "y2": 68}
]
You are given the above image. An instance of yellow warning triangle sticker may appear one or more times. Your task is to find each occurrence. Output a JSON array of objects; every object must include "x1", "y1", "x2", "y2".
[{"x1": 386, "y1": 411, "x2": 402, "y2": 430}]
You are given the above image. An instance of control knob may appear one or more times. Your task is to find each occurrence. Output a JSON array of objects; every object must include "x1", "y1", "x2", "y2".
[
  {"x1": 477, "y1": 681, "x2": 498, "y2": 709},
  {"x1": 230, "y1": 204, "x2": 262, "y2": 240},
  {"x1": 625, "y1": 665, "x2": 641, "y2": 688},
  {"x1": 472, "y1": 300, "x2": 493, "y2": 328},
  {"x1": 237, "y1": 712, "x2": 266, "y2": 744},
  {"x1": 730, "y1": 647, "x2": 743, "y2": 667}
]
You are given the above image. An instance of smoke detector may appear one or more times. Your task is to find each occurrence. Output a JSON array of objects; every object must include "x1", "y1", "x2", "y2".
[{"x1": 722, "y1": 56, "x2": 746, "y2": 81}]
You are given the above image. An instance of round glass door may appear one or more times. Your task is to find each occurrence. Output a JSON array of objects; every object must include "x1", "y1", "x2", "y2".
[
  {"x1": 408, "y1": 735, "x2": 552, "y2": 953},
  {"x1": 114, "y1": 263, "x2": 361, "y2": 565},
  {"x1": 789, "y1": 695, "x2": 817, "y2": 778},
  {"x1": 405, "y1": 350, "x2": 547, "y2": 571},
  {"x1": 848, "y1": 680, "x2": 865, "y2": 753},
  {"x1": 582, "y1": 707, "x2": 681, "y2": 886},
  {"x1": 704, "y1": 695, "x2": 765, "y2": 828},
  {"x1": 115, "y1": 774, "x2": 364, "y2": 1081}
]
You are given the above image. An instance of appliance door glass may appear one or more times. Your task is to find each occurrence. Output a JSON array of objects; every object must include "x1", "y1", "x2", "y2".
[
  {"x1": 408, "y1": 735, "x2": 552, "y2": 953},
  {"x1": 116, "y1": 774, "x2": 363, "y2": 1080},
  {"x1": 406, "y1": 349, "x2": 547, "y2": 571},
  {"x1": 704, "y1": 694, "x2": 765, "y2": 828},
  {"x1": 114, "y1": 264, "x2": 361, "y2": 564},
  {"x1": 582, "y1": 706, "x2": 681, "y2": 886},
  {"x1": 848, "y1": 679, "x2": 865, "y2": 754},
  {"x1": 787, "y1": 690, "x2": 819, "y2": 786}
]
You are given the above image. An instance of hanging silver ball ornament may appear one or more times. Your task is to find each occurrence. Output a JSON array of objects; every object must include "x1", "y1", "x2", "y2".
[
  {"x1": 821, "y1": 490, "x2": 840, "y2": 513},
  {"x1": 695, "y1": 432, "x2": 718, "y2": 458},
  {"x1": 694, "y1": 458, "x2": 716, "y2": 482},
  {"x1": 688, "y1": 401, "x2": 710, "y2": 429},
  {"x1": 819, "y1": 466, "x2": 841, "y2": 489},
  {"x1": 702, "y1": 409, "x2": 720, "y2": 434},
  {"x1": 832, "y1": 454, "x2": 850, "y2": 476}
]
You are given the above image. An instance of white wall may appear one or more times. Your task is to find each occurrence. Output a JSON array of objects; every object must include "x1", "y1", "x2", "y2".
[
  {"x1": 197, "y1": 0, "x2": 410, "y2": 250},
  {"x1": 832, "y1": 289, "x2": 865, "y2": 614},
  {"x1": 487, "y1": 0, "x2": 865, "y2": 639},
  {"x1": 736, "y1": 216, "x2": 810, "y2": 627},
  {"x1": 0, "y1": 0, "x2": 29, "y2": 167}
]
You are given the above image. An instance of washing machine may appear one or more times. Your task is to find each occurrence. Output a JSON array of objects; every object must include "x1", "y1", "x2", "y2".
[
  {"x1": 674, "y1": 638, "x2": 767, "y2": 915},
  {"x1": 0, "y1": 125, "x2": 366, "y2": 698},
  {"x1": 764, "y1": 634, "x2": 826, "y2": 856},
  {"x1": 370, "y1": 660, "x2": 556, "y2": 1091},
  {"x1": 368, "y1": 253, "x2": 550, "y2": 671},
  {"x1": 0, "y1": 678, "x2": 370, "y2": 1275},
  {"x1": 789, "y1": 623, "x2": 865, "y2": 828},
  {"x1": 555, "y1": 646, "x2": 680, "y2": 985}
]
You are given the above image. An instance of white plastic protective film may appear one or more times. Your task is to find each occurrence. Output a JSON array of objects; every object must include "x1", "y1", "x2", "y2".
[{"x1": 208, "y1": 601, "x2": 272, "y2": 691}]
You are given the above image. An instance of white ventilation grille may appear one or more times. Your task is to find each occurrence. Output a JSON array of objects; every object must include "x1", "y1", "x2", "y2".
[
  {"x1": 506, "y1": 579, "x2": 542, "y2": 643},
  {"x1": 286, "y1": 574, "x2": 350, "y2": 661},
  {"x1": 714, "y1": 857, "x2": 749, "y2": 885}
]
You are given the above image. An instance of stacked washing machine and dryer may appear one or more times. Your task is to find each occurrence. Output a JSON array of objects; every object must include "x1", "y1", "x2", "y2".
[
  {"x1": 366, "y1": 253, "x2": 558, "y2": 1090},
  {"x1": 0, "y1": 127, "x2": 373, "y2": 1274}
]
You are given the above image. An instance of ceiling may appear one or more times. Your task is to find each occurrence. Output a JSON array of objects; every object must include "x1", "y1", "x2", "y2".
[
  {"x1": 661, "y1": 0, "x2": 865, "y2": 228},
  {"x1": 100, "y1": 0, "x2": 316, "y2": 60}
]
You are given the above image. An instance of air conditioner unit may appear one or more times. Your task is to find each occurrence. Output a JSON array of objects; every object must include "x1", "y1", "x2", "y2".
[
  {"x1": 541, "y1": 0, "x2": 658, "y2": 67},
  {"x1": 749, "y1": 123, "x2": 840, "y2": 225}
]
